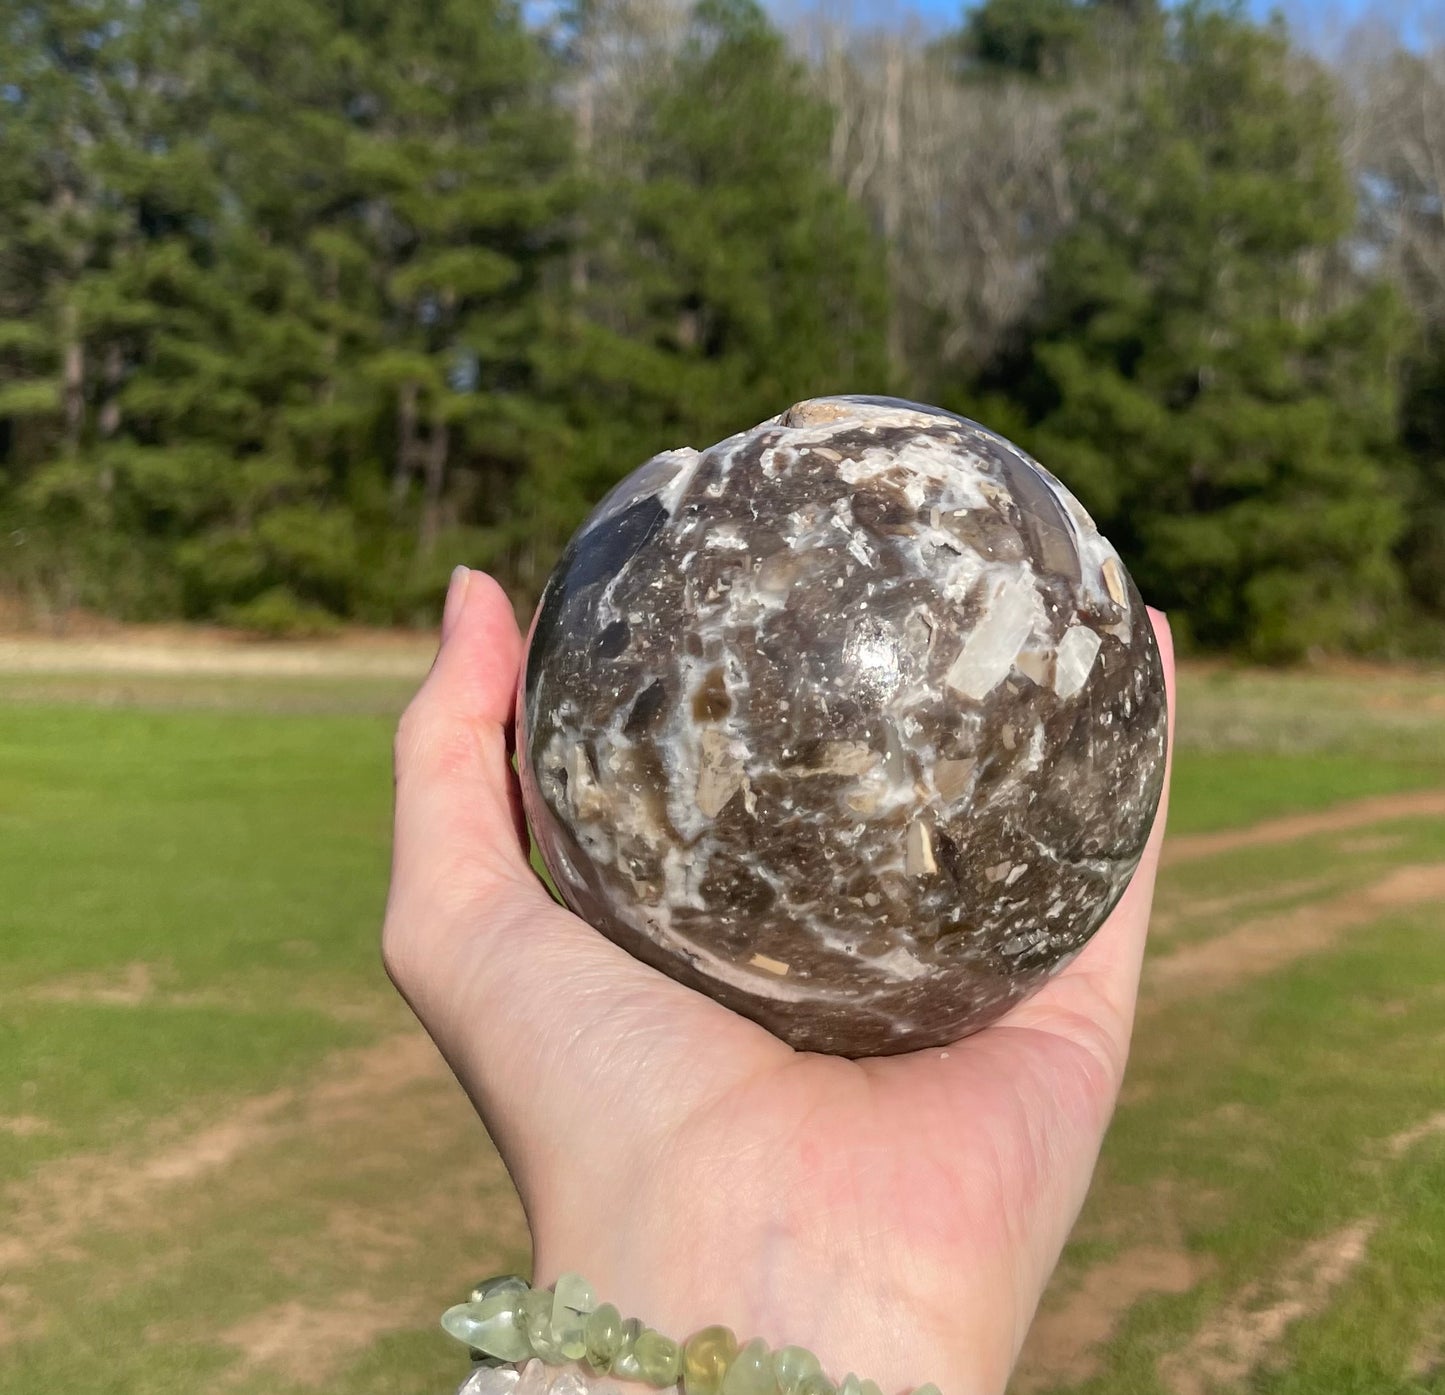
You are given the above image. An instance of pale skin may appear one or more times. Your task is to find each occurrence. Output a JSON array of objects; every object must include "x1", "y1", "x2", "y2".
[{"x1": 383, "y1": 566, "x2": 1175, "y2": 1395}]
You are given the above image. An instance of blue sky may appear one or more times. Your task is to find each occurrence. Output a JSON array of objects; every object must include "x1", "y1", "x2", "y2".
[{"x1": 768, "y1": 0, "x2": 1440, "y2": 48}]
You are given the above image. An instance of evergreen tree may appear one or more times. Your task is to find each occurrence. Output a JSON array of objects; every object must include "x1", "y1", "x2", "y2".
[
  {"x1": 1012, "y1": 3, "x2": 1405, "y2": 659},
  {"x1": 1398, "y1": 338, "x2": 1445, "y2": 624},
  {"x1": 530, "y1": 0, "x2": 890, "y2": 591},
  {"x1": 949, "y1": 0, "x2": 1159, "y2": 82},
  {"x1": 176, "y1": 0, "x2": 576, "y2": 622},
  {"x1": 0, "y1": 0, "x2": 134, "y2": 616},
  {"x1": 0, "y1": 0, "x2": 575, "y2": 625}
]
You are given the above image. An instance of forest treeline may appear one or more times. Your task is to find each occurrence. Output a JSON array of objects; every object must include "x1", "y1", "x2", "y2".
[{"x1": 2, "y1": 0, "x2": 1443, "y2": 657}]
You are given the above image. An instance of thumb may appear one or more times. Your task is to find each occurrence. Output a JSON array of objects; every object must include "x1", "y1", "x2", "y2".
[
  {"x1": 388, "y1": 567, "x2": 537, "y2": 906},
  {"x1": 382, "y1": 569, "x2": 764, "y2": 1163}
]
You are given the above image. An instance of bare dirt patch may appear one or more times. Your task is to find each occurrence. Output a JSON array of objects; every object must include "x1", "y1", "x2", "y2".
[
  {"x1": 114, "y1": 1038, "x2": 527, "y2": 1379},
  {"x1": 13, "y1": 968, "x2": 397, "y2": 1029},
  {"x1": 0, "y1": 1115, "x2": 54, "y2": 1138},
  {"x1": 1145, "y1": 863, "x2": 1445, "y2": 1005},
  {"x1": 1015, "y1": 1245, "x2": 1208, "y2": 1391},
  {"x1": 0, "y1": 1284, "x2": 47, "y2": 1348},
  {"x1": 1015, "y1": 1186, "x2": 1210, "y2": 1390},
  {"x1": 1164, "y1": 790, "x2": 1445, "y2": 866},
  {"x1": 26, "y1": 961, "x2": 157, "y2": 1006},
  {"x1": 1410, "y1": 1306, "x2": 1445, "y2": 1380},
  {"x1": 1158, "y1": 1220, "x2": 1376, "y2": 1395},
  {"x1": 0, "y1": 631, "x2": 434, "y2": 680},
  {"x1": 1386, "y1": 1110, "x2": 1445, "y2": 1158},
  {"x1": 0, "y1": 1031, "x2": 447, "y2": 1278},
  {"x1": 1151, "y1": 877, "x2": 1332, "y2": 938},
  {"x1": 219, "y1": 1296, "x2": 405, "y2": 1388},
  {"x1": 1335, "y1": 832, "x2": 1406, "y2": 855}
]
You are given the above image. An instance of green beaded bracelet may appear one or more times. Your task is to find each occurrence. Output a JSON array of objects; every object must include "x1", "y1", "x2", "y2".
[{"x1": 441, "y1": 1275, "x2": 943, "y2": 1395}]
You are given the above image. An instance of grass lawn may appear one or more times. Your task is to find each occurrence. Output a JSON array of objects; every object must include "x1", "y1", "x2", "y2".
[{"x1": 2, "y1": 658, "x2": 1444, "y2": 1392}]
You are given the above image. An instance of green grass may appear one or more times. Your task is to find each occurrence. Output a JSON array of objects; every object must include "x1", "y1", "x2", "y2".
[
  {"x1": 0, "y1": 701, "x2": 396, "y2": 1181},
  {"x1": 1042, "y1": 905, "x2": 1445, "y2": 1395},
  {"x1": 1166, "y1": 750, "x2": 1445, "y2": 835},
  {"x1": 0, "y1": 703, "x2": 395, "y2": 985},
  {"x1": 4, "y1": 658, "x2": 1445, "y2": 1392}
]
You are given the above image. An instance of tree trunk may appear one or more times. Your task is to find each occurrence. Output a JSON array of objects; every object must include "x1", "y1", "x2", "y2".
[
  {"x1": 98, "y1": 342, "x2": 122, "y2": 440},
  {"x1": 61, "y1": 301, "x2": 84, "y2": 453},
  {"x1": 881, "y1": 38, "x2": 905, "y2": 384},
  {"x1": 392, "y1": 380, "x2": 419, "y2": 508},
  {"x1": 418, "y1": 414, "x2": 448, "y2": 556},
  {"x1": 97, "y1": 341, "x2": 123, "y2": 499},
  {"x1": 571, "y1": 68, "x2": 595, "y2": 298},
  {"x1": 320, "y1": 259, "x2": 339, "y2": 409}
]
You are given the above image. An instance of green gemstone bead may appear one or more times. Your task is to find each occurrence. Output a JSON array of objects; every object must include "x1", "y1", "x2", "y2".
[
  {"x1": 585, "y1": 1302, "x2": 625, "y2": 1371},
  {"x1": 771, "y1": 1346, "x2": 822, "y2": 1395},
  {"x1": 837, "y1": 1375, "x2": 863, "y2": 1395},
  {"x1": 635, "y1": 1328, "x2": 684, "y2": 1386},
  {"x1": 721, "y1": 1338, "x2": 779, "y2": 1395},
  {"x1": 554, "y1": 1272, "x2": 596, "y2": 1315},
  {"x1": 611, "y1": 1318, "x2": 648, "y2": 1379},
  {"x1": 478, "y1": 1289, "x2": 526, "y2": 1321},
  {"x1": 859, "y1": 1380, "x2": 883, "y2": 1395},
  {"x1": 522, "y1": 1286, "x2": 566, "y2": 1363},
  {"x1": 795, "y1": 1374, "x2": 836, "y2": 1395},
  {"x1": 683, "y1": 1325, "x2": 740, "y2": 1395},
  {"x1": 551, "y1": 1273, "x2": 595, "y2": 1359},
  {"x1": 441, "y1": 1298, "x2": 531, "y2": 1362},
  {"x1": 470, "y1": 1274, "x2": 529, "y2": 1305}
]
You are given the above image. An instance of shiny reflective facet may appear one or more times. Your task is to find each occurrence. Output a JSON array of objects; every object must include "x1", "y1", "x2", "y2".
[
  {"x1": 682, "y1": 1325, "x2": 740, "y2": 1395},
  {"x1": 442, "y1": 1295, "x2": 532, "y2": 1363},
  {"x1": 519, "y1": 397, "x2": 1168, "y2": 1056}
]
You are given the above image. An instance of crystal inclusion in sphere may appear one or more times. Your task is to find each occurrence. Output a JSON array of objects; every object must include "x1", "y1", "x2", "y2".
[{"x1": 517, "y1": 397, "x2": 1167, "y2": 1057}]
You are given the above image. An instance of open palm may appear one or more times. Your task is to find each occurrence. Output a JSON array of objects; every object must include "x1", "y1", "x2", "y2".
[{"x1": 383, "y1": 569, "x2": 1174, "y2": 1395}]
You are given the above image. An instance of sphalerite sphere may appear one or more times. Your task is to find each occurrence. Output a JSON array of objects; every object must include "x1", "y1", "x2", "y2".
[{"x1": 518, "y1": 396, "x2": 1167, "y2": 1057}]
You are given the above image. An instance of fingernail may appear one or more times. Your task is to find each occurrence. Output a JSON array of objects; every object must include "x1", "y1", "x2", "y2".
[{"x1": 441, "y1": 566, "x2": 472, "y2": 641}]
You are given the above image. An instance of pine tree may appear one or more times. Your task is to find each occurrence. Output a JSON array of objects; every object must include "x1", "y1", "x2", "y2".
[
  {"x1": 0, "y1": 0, "x2": 131, "y2": 617},
  {"x1": 526, "y1": 0, "x2": 890, "y2": 592},
  {"x1": 1397, "y1": 338, "x2": 1445, "y2": 625},
  {"x1": 949, "y1": 0, "x2": 1160, "y2": 82},
  {"x1": 1014, "y1": 4, "x2": 1406, "y2": 659},
  {"x1": 0, "y1": 0, "x2": 577, "y2": 625}
]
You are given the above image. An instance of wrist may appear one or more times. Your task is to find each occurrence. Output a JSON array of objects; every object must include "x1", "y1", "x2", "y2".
[{"x1": 528, "y1": 1196, "x2": 1021, "y2": 1395}]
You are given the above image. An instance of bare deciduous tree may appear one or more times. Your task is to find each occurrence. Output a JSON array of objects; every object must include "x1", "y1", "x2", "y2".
[
  {"x1": 796, "y1": 10, "x2": 1108, "y2": 387},
  {"x1": 1349, "y1": 41, "x2": 1445, "y2": 324}
]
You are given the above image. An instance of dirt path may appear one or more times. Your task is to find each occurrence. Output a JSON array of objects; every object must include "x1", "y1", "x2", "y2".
[
  {"x1": 1158, "y1": 1221, "x2": 1376, "y2": 1395},
  {"x1": 217, "y1": 1296, "x2": 410, "y2": 1388},
  {"x1": 1164, "y1": 790, "x2": 1445, "y2": 865},
  {"x1": 0, "y1": 1031, "x2": 447, "y2": 1275},
  {"x1": 1144, "y1": 862, "x2": 1445, "y2": 1005},
  {"x1": 1015, "y1": 1244, "x2": 1208, "y2": 1391},
  {"x1": 1387, "y1": 1110, "x2": 1445, "y2": 1158},
  {"x1": 0, "y1": 1024, "x2": 530, "y2": 1384},
  {"x1": 1151, "y1": 876, "x2": 1332, "y2": 937},
  {"x1": 1018, "y1": 789, "x2": 1445, "y2": 1392},
  {"x1": 0, "y1": 633, "x2": 433, "y2": 679}
]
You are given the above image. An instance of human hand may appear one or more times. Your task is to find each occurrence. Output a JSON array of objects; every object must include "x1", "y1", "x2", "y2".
[{"x1": 383, "y1": 567, "x2": 1174, "y2": 1395}]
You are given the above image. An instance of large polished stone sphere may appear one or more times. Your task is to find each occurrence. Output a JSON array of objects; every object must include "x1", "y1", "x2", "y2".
[{"x1": 518, "y1": 397, "x2": 1167, "y2": 1056}]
